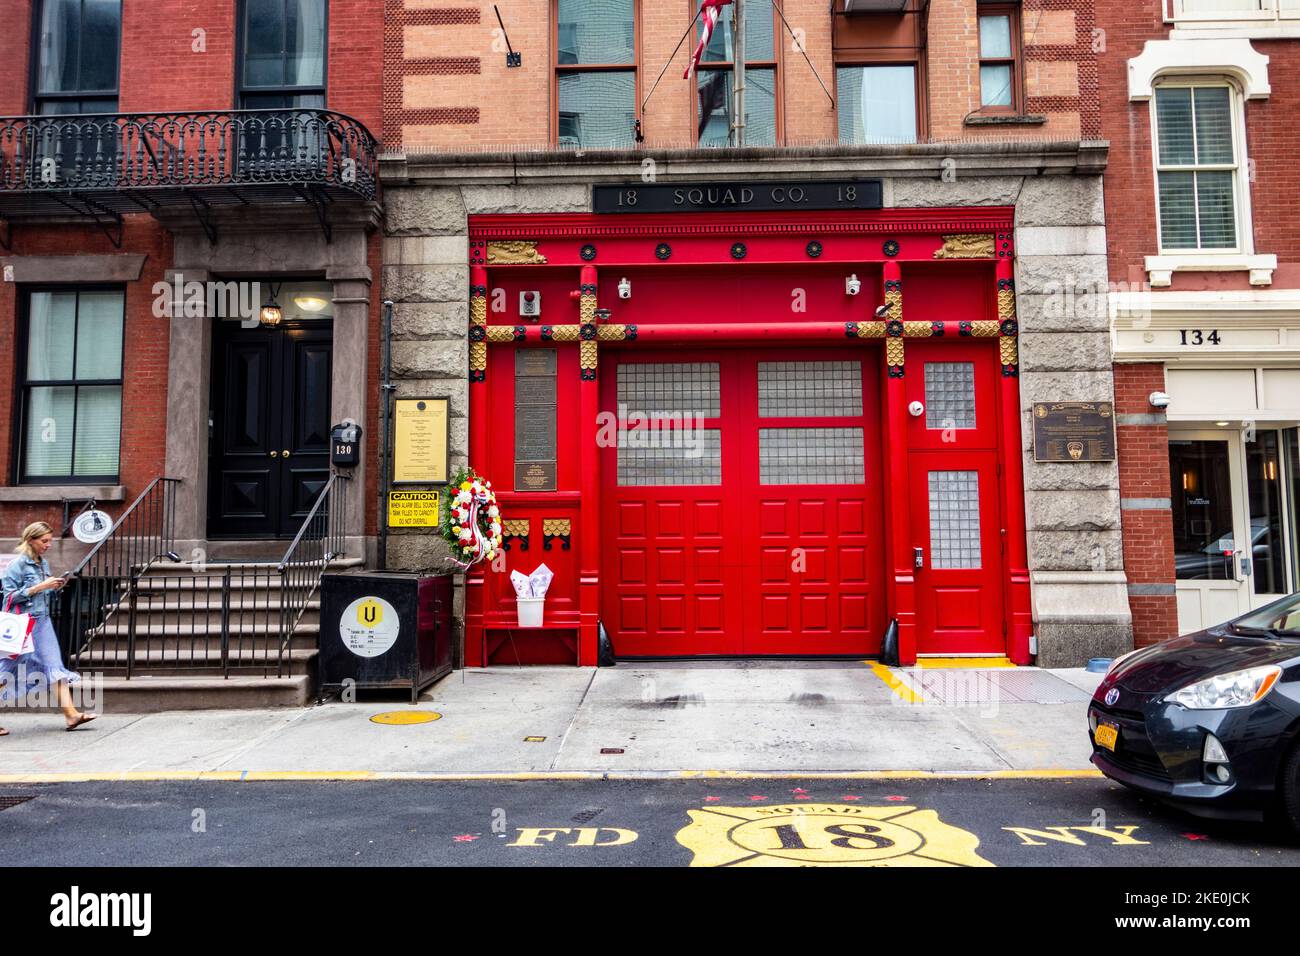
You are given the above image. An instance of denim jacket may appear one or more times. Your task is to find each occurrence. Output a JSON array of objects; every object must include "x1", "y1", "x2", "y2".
[{"x1": 2, "y1": 554, "x2": 54, "y2": 618}]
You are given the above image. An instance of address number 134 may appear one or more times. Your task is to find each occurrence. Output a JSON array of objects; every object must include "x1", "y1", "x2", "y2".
[{"x1": 1179, "y1": 329, "x2": 1221, "y2": 346}]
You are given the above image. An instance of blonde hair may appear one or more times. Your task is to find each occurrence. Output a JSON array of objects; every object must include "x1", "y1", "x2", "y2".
[{"x1": 16, "y1": 521, "x2": 54, "y2": 560}]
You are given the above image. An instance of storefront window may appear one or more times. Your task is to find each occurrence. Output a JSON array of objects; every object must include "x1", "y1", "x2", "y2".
[
  {"x1": 1248, "y1": 429, "x2": 1288, "y2": 595},
  {"x1": 1170, "y1": 438, "x2": 1235, "y2": 580}
]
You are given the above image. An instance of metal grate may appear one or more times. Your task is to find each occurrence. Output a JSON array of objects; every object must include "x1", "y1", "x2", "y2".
[
  {"x1": 617, "y1": 362, "x2": 720, "y2": 418},
  {"x1": 759, "y1": 427, "x2": 865, "y2": 485},
  {"x1": 617, "y1": 430, "x2": 722, "y2": 486},
  {"x1": 924, "y1": 362, "x2": 976, "y2": 430},
  {"x1": 758, "y1": 361, "x2": 862, "y2": 417},
  {"x1": 0, "y1": 794, "x2": 36, "y2": 811},
  {"x1": 928, "y1": 470, "x2": 981, "y2": 568}
]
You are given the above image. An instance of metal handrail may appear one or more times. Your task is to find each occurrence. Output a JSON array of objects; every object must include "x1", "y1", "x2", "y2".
[
  {"x1": 0, "y1": 108, "x2": 378, "y2": 199},
  {"x1": 276, "y1": 473, "x2": 349, "y2": 676}
]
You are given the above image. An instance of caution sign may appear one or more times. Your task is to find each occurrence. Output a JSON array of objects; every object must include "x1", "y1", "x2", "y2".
[
  {"x1": 676, "y1": 803, "x2": 993, "y2": 867},
  {"x1": 388, "y1": 490, "x2": 440, "y2": 528}
]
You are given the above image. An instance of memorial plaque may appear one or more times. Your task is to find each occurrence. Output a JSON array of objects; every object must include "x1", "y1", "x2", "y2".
[
  {"x1": 1032, "y1": 402, "x2": 1116, "y2": 462},
  {"x1": 392, "y1": 397, "x2": 450, "y2": 484},
  {"x1": 514, "y1": 348, "x2": 558, "y2": 491}
]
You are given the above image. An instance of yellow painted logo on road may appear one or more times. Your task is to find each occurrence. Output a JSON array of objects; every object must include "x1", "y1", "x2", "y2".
[{"x1": 676, "y1": 803, "x2": 993, "y2": 867}]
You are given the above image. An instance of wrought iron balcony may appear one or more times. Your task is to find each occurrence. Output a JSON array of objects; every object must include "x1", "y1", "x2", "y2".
[{"x1": 0, "y1": 108, "x2": 378, "y2": 245}]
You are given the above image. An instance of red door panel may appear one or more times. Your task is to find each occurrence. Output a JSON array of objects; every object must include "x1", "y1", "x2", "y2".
[{"x1": 602, "y1": 347, "x2": 884, "y2": 657}]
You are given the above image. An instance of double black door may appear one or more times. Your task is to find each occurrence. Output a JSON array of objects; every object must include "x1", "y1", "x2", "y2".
[{"x1": 209, "y1": 320, "x2": 332, "y2": 538}]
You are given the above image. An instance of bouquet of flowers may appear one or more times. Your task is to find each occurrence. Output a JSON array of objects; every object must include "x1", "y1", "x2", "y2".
[{"x1": 439, "y1": 467, "x2": 503, "y2": 568}]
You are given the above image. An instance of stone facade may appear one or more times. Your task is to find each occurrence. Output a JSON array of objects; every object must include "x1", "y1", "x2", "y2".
[{"x1": 380, "y1": 141, "x2": 1134, "y2": 665}]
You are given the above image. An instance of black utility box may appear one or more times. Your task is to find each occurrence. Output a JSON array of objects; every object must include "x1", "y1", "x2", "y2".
[{"x1": 318, "y1": 572, "x2": 454, "y2": 702}]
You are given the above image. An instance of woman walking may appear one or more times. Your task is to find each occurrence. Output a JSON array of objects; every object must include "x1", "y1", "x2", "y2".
[{"x1": 0, "y1": 521, "x2": 96, "y2": 733}]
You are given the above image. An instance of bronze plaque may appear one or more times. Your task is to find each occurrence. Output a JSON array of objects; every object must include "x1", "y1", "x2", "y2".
[
  {"x1": 515, "y1": 462, "x2": 558, "y2": 492},
  {"x1": 514, "y1": 348, "x2": 558, "y2": 491},
  {"x1": 1032, "y1": 402, "x2": 1116, "y2": 462}
]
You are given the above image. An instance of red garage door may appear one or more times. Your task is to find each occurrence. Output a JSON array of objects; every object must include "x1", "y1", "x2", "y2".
[{"x1": 600, "y1": 349, "x2": 885, "y2": 656}]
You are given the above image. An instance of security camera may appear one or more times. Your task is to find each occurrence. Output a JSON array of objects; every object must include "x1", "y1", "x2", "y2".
[
  {"x1": 618, "y1": 277, "x2": 632, "y2": 299},
  {"x1": 845, "y1": 274, "x2": 861, "y2": 296},
  {"x1": 1149, "y1": 391, "x2": 1171, "y2": 409}
]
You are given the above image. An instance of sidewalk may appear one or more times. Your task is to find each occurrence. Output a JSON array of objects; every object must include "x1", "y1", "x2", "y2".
[{"x1": 0, "y1": 662, "x2": 1106, "y2": 780}]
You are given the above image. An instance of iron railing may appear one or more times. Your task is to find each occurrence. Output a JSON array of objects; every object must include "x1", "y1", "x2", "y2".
[
  {"x1": 0, "y1": 108, "x2": 378, "y2": 203},
  {"x1": 53, "y1": 477, "x2": 180, "y2": 668},
  {"x1": 53, "y1": 473, "x2": 349, "y2": 679},
  {"x1": 276, "y1": 473, "x2": 349, "y2": 677}
]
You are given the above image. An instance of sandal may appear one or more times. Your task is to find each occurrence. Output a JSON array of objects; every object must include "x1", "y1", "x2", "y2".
[{"x1": 65, "y1": 714, "x2": 96, "y2": 731}]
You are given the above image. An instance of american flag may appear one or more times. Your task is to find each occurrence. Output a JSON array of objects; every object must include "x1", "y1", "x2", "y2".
[{"x1": 684, "y1": 0, "x2": 733, "y2": 79}]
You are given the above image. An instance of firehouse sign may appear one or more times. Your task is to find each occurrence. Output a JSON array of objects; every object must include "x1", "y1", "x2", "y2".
[
  {"x1": 676, "y1": 803, "x2": 992, "y2": 867},
  {"x1": 339, "y1": 596, "x2": 400, "y2": 658},
  {"x1": 1032, "y1": 402, "x2": 1116, "y2": 462},
  {"x1": 593, "y1": 180, "x2": 883, "y2": 214}
]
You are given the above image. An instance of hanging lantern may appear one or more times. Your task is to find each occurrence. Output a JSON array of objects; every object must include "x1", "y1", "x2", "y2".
[{"x1": 260, "y1": 281, "x2": 283, "y2": 326}]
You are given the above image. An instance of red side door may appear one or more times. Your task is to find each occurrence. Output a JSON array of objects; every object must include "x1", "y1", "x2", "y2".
[{"x1": 905, "y1": 342, "x2": 1005, "y2": 655}]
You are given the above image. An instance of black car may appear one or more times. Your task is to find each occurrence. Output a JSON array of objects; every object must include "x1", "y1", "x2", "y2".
[{"x1": 1089, "y1": 593, "x2": 1300, "y2": 833}]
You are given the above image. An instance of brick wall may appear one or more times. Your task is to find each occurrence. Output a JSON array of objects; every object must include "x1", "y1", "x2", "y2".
[
  {"x1": 119, "y1": 2, "x2": 236, "y2": 112},
  {"x1": 1096, "y1": 2, "x2": 1300, "y2": 290},
  {"x1": 1113, "y1": 362, "x2": 1178, "y2": 647},
  {"x1": 387, "y1": 0, "x2": 1098, "y2": 150}
]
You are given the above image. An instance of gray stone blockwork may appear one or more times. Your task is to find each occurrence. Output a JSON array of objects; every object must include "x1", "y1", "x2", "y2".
[{"x1": 380, "y1": 144, "x2": 1131, "y2": 663}]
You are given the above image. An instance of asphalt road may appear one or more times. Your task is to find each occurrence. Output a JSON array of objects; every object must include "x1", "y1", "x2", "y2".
[{"x1": 2, "y1": 777, "x2": 1298, "y2": 867}]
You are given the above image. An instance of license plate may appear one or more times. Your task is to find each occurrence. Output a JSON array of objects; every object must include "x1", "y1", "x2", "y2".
[{"x1": 1095, "y1": 719, "x2": 1119, "y2": 752}]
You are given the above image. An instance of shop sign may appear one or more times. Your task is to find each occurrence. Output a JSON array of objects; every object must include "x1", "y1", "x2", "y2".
[
  {"x1": 594, "y1": 180, "x2": 883, "y2": 214},
  {"x1": 1032, "y1": 402, "x2": 1116, "y2": 462}
]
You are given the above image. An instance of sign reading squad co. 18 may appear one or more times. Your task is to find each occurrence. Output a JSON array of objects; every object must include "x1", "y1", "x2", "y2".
[{"x1": 593, "y1": 180, "x2": 883, "y2": 214}]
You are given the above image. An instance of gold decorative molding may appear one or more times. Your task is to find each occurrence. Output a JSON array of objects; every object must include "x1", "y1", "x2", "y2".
[
  {"x1": 502, "y1": 519, "x2": 530, "y2": 538},
  {"x1": 580, "y1": 339, "x2": 598, "y2": 371},
  {"x1": 903, "y1": 322, "x2": 934, "y2": 338},
  {"x1": 968, "y1": 320, "x2": 1001, "y2": 337},
  {"x1": 542, "y1": 518, "x2": 571, "y2": 536},
  {"x1": 597, "y1": 324, "x2": 632, "y2": 341},
  {"x1": 885, "y1": 338, "x2": 905, "y2": 368},
  {"x1": 486, "y1": 240, "x2": 548, "y2": 265},
  {"x1": 547, "y1": 325, "x2": 581, "y2": 342},
  {"x1": 486, "y1": 326, "x2": 518, "y2": 343},
  {"x1": 855, "y1": 321, "x2": 886, "y2": 339},
  {"x1": 579, "y1": 293, "x2": 596, "y2": 325},
  {"x1": 1000, "y1": 336, "x2": 1018, "y2": 367},
  {"x1": 884, "y1": 287, "x2": 902, "y2": 320},
  {"x1": 933, "y1": 234, "x2": 995, "y2": 259},
  {"x1": 997, "y1": 287, "x2": 1016, "y2": 322}
]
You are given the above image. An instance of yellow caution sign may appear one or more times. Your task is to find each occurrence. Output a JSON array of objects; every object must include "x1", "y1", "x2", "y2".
[
  {"x1": 676, "y1": 803, "x2": 993, "y2": 867},
  {"x1": 388, "y1": 490, "x2": 440, "y2": 528}
]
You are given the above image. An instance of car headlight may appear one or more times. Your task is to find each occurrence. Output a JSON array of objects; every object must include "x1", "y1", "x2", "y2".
[{"x1": 1165, "y1": 665, "x2": 1282, "y2": 710}]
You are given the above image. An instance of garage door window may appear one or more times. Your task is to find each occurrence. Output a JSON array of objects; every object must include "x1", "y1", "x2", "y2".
[
  {"x1": 760, "y1": 427, "x2": 864, "y2": 485},
  {"x1": 924, "y1": 362, "x2": 976, "y2": 430},
  {"x1": 758, "y1": 361, "x2": 862, "y2": 416},
  {"x1": 617, "y1": 362, "x2": 720, "y2": 417},
  {"x1": 617, "y1": 431, "x2": 722, "y2": 486}
]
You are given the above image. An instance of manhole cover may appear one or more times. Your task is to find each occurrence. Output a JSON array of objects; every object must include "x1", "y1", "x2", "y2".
[
  {"x1": 370, "y1": 711, "x2": 442, "y2": 725},
  {"x1": 0, "y1": 794, "x2": 36, "y2": 811}
]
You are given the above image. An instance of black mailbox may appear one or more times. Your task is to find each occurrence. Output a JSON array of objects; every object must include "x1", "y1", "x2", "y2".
[{"x1": 330, "y1": 421, "x2": 361, "y2": 467}]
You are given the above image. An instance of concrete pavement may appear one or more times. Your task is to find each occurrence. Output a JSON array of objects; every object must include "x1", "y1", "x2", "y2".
[{"x1": 0, "y1": 662, "x2": 1106, "y2": 779}]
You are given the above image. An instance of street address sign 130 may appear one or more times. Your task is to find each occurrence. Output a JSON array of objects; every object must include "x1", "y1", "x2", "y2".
[{"x1": 593, "y1": 180, "x2": 883, "y2": 214}]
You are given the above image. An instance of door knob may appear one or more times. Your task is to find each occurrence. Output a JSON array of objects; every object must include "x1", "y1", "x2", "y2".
[
  {"x1": 270, "y1": 450, "x2": 279, "y2": 458},
  {"x1": 282, "y1": 449, "x2": 291, "y2": 458}
]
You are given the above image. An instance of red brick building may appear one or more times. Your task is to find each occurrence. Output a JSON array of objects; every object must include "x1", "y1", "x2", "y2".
[{"x1": 1099, "y1": 0, "x2": 1300, "y2": 644}]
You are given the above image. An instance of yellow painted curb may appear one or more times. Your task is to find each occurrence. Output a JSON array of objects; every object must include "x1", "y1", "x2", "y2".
[
  {"x1": 917, "y1": 657, "x2": 1015, "y2": 669},
  {"x1": 0, "y1": 769, "x2": 1105, "y2": 784},
  {"x1": 867, "y1": 661, "x2": 925, "y2": 703}
]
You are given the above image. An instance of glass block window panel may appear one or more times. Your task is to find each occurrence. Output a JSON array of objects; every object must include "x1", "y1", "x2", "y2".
[
  {"x1": 559, "y1": 0, "x2": 634, "y2": 64},
  {"x1": 837, "y1": 65, "x2": 917, "y2": 145},
  {"x1": 1154, "y1": 85, "x2": 1239, "y2": 251},
  {"x1": 617, "y1": 431, "x2": 722, "y2": 486},
  {"x1": 924, "y1": 362, "x2": 976, "y2": 430},
  {"x1": 929, "y1": 471, "x2": 982, "y2": 569},
  {"x1": 617, "y1": 363, "x2": 720, "y2": 418},
  {"x1": 758, "y1": 361, "x2": 862, "y2": 417},
  {"x1": 697, "y1": 68, "x2": 777, "y2": 147},
  {"x1": 558, "y1": 71, "x2": 637, "y2": 149},
  {"x1": 760, "y1": 428, "x2": 865, "y2": 485}
]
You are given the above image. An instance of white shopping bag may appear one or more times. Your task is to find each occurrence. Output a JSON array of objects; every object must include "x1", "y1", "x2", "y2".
[{"x1": 0, "y1": 595, "x2": 34, "y2": 658}]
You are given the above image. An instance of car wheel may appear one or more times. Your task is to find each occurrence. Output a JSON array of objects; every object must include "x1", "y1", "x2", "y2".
[{"x1": 1280, "y1": 738, "x2": 1300, "y2": 838}]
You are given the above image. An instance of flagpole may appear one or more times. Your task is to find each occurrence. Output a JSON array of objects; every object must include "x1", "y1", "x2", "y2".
[{"x1": 732, "y1": 0, "x2": 745, "y2": 147}]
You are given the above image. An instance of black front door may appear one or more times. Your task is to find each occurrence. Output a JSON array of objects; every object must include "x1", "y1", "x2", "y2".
[{"x1": 208, "y1": 320, "x2": 333, "y2": 538}]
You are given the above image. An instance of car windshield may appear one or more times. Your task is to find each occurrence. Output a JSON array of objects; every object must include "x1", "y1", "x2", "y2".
[{"x1": 1231, "y1": 593, "x2": 1300, "y2": 635}]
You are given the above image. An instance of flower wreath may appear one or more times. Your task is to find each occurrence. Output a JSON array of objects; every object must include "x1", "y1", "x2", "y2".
[{"x1": 440, "y1": 467, "x2": 503, "y2": 568}]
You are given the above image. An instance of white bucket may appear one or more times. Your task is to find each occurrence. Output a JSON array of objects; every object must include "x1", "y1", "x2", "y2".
[{"x1": 516, "y1": 597, "x2": 545, "y2": 628}]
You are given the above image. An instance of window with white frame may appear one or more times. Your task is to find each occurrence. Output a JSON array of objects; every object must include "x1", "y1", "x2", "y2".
[
  {"x1": 1152, "y1": 82, "x2": 1245, "y2": 252},
  {"x1": 1173, "y1": 0, "x2": 1300, "y2": 21}
]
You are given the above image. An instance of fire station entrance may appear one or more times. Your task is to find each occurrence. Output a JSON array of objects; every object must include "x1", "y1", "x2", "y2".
[{"x1": 600, "y1": 348, "x2": 885, "y2": 656}]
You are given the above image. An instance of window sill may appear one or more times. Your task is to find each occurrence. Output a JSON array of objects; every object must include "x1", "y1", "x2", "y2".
[
  {"x1": 1169, "y1": 22, "x2": 1300, "y2": 41},
  {"x1": 1145, "y1": 253, "x2": 1277, "y2": 287},
  {"x1": 0, "y1": 485, "x2": 126, "y2": 503},
  {"x1": 963, "y1": 113, "x2": 1047, "y2": 127}
]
